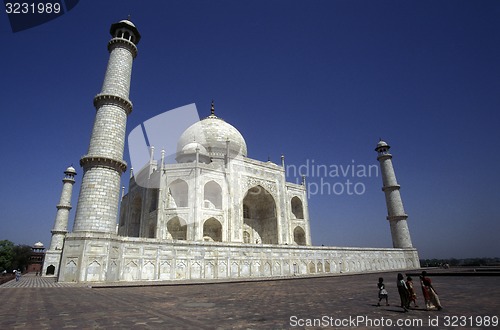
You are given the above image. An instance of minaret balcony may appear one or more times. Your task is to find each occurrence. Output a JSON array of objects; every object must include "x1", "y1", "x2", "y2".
[
  {"x1": 56, "y1": 204, "x2": 72, "y2": 210},
  {"x1": 93, "y1": 93, "x2": 133, "y2": 115},
  {"x1": 387, "y1": 214, "x2": 408, "y2": 221},
  {"x1": 80, "y1": 155, "x2": 127, "y2": 173},
  {"x1": 62, "y1": 177, "x2": 75, "y2": 184},
  {"x1": 50, "y1": 229, "x2": 68, "y2": 235},
  {"x1": 381, "y1": 184, "x2": 400, "y2": 192}
]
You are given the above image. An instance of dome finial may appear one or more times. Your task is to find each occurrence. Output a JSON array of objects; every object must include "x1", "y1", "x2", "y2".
[{"x1": 211, "y1": 100, "x2": 215, "y2": 116}]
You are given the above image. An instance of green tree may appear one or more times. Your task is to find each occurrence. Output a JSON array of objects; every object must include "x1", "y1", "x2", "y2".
[
  {"x1": 0, "y1": 240, "x2": 15, "y2": 272},
  {"x1": 12, "y1": 244, "x2": 32, "y2": 272},
  {"x1": 0, "y1": 241, "x2": 33, "y2": 272}
]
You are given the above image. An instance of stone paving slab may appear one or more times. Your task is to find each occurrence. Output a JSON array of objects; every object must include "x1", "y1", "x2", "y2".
[
  {"x1": 0, "y1": 274, "x2": 82, "y2": 288},
  {"x1": 0, "y1": 271, "x2": 499, "y2": 329}
]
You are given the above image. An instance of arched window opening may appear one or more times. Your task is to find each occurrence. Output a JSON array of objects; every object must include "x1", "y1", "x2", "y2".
[
  {"x1": 46, "y1": 265, "x2": 55, "y2": 275},
  {"x1": 169, "y1": 179, "x2": 189, "y2": 207},
  {"x1": 293, "y1": 226, "x2": 306, "y2": 245},
  {"x1": 167, "y1": 217, "x2": 187, "y2": 240},
  {"x1": 204, "y1": 181, "x2": 222, "y2": 209},
  {"x1": 291, "y1": 196, "x2": 304, "y2": 219},
  {"x1": 203, "y1": 218, "x2": 222, "y2": 242}
]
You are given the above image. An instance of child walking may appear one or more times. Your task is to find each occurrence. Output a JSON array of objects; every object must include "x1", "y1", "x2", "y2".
[
  {"x1": 377, "y1": 277, "x2": 389, "y2": 306},
  {"x1": 406, "y1": 275, "x2": 418, "y2": 307}
]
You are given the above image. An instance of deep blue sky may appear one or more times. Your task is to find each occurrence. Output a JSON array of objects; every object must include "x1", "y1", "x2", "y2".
[{"x1": 1, "y1": 1, "x2": 499, "y2": 259}]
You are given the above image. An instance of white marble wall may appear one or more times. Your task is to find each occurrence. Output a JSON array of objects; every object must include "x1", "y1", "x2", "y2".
[{"x1": 57, "y1": 233, "x2": 419, "y2": 283}]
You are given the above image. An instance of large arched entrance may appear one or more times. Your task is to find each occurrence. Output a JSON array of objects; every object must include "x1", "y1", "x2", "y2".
[{"x1": 242, "y1": 185, "x2": 278, "y2": 244}]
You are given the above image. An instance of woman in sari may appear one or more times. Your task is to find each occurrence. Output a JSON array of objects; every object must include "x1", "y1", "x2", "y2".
[{"x1": 420, "y1": 271, "x2": 442, "y2": 310}]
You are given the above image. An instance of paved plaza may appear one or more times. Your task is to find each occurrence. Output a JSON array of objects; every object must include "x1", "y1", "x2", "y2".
[{"x1": 0, "y1": 271, "x2": 499, "y2": 329}]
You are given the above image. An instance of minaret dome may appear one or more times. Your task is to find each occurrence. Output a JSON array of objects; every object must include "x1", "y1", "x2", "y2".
[{"x1": 110, "y1": 19, "x2": 141, "y2": 44}]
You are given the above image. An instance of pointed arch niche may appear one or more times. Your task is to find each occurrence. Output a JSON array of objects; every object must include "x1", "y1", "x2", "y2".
[
  {"x1": 242, "y1": 185, "x2": 278, "y2": 244},
  {"x1": 291, "y1": 196, "x2": 304, "y2": 219},
  {"x1": 204, "y1": 181, "x2": 222, "y2": 209},
  {"x1": 167, "y1": 217, "x2": 187, "y2": 240},
  {"x1": 203, "y1": 217, "x2": 222, "y2": 242},
  {"x1": 169, "y1": 179, "x2": 188, "y2": 207},
  {"x1": 46, "y1": 265, "x2": 56, "y2": 275},
  {"x1": 293, "y1": 226, "x2": 306, "y2": 246}
]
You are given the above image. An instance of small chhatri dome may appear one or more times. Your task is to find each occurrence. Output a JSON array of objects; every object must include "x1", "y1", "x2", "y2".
[
  {"x1": 377, "y1": 140, "x2": 388, "y2": 148},
  {"x1": 120, "y1": 19, "x2": 136, "y2": 28},
  {"x1": 177, "y1": 102, "x2": 247, "y2": 161},
  {"x1": 182, "y1": 142, "x2": 208, "y2": 155},
  {"x1": 33, "y1": 241, "x2": 44, "y2": 248},
  {"x1": 65, "y1": 165, "x2": 77, "y2": 175},
  {"x1": 375, "y1": 139, "x2": 391, "y2": 155},
  {"x1": 176, "y1": 141, "x2": 211, "y2": 163}
]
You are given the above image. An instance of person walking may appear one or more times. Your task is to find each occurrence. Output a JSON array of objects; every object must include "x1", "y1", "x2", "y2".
[
  {"x1": 397, "y1": 273, "x2": 410, "y2": 312},
  {"x1": 420, "y1": 271, "x2": 442, "y2": 310},
  {"x1": 406, "y1": 275, "x2": 418, "y2": 307},
  {"x1": 377, "y1": 277, "x2": 389, "y2": 306}
]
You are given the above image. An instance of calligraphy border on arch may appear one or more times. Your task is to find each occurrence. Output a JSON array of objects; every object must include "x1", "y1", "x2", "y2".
[{"x1": 242, "y1": 177, "x2": 278, "y2": 200}]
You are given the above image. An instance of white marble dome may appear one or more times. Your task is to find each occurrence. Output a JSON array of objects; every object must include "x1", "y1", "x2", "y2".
[
  {"x1": 181, "y1": 142, "x2": 208, "y2": 154},
  {"x1": 65, "y1": 165, "x2": 76, "y2": 174},
  {"x1": 176, "y1": 141, "x2": 211, "y2": 164},
  {"x1": 376, "y1": 140, "x2": 388, "y2": 148},
  {"x1": 119, "y1": 19, "x2": 136, "y2": 28},
  {"x1": 177, "y1": 113, "x2": 247, "y2": 161}
]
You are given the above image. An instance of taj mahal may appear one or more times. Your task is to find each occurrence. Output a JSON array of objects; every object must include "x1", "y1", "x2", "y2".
[{"x1": 42, "y1": 19, "x2": 419, "y2": 283}]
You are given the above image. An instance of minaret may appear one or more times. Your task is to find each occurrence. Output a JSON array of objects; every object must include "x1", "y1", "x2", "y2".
[
  {"x1": 375, "y1": 140, "x2": 413, "y2": 248},
  {"x1": 42, "y1": 166, "x2": 76, "y2": 276},
  {"x1": 72, "y1": 19, "x2": 140, "y2": 234}
]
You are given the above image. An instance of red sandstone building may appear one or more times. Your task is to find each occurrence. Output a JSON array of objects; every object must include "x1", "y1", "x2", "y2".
[{"x1": 27, "y1": 242, "x2": 45, "y2": 273}]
